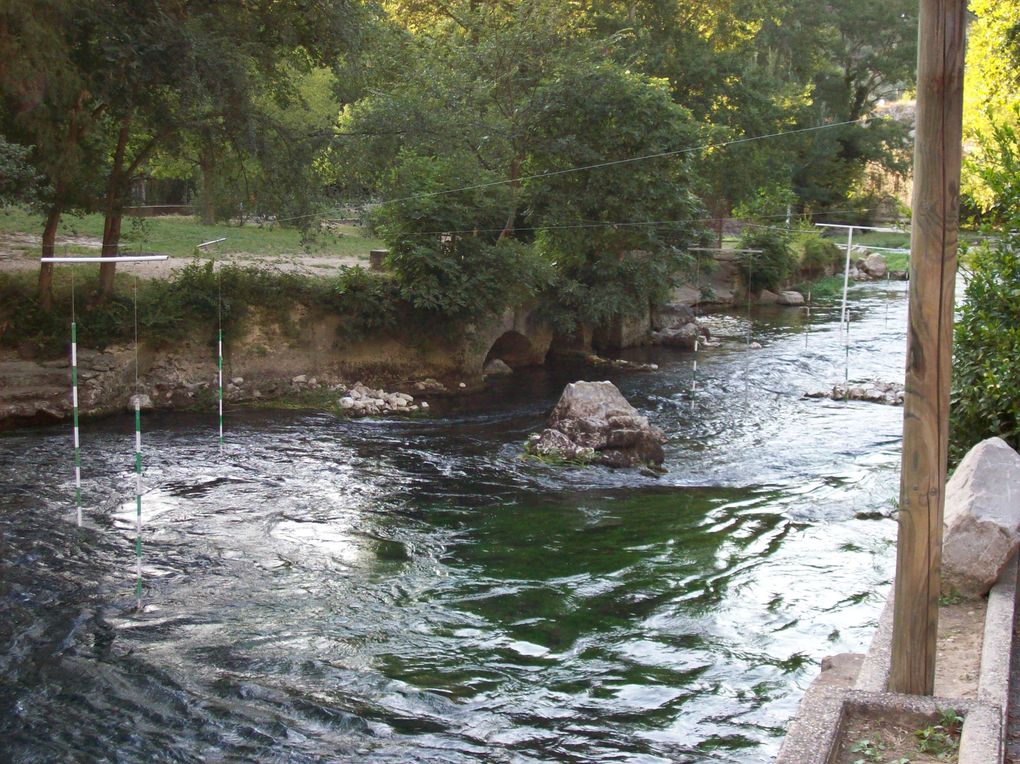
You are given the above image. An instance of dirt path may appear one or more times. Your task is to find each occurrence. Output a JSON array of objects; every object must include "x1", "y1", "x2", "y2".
[{"x1": 0, "y1": 231, "x2": 368, "y2": 278}]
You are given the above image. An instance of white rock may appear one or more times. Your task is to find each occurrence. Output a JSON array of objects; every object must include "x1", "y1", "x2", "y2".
[
  {"x1": 394, "y1": 397, "x2": 409, "y2": 407},
  {"x1": 339, "y1": 397, "x2": 356, "y2": 409},
  {"x1": 292, "y1": 374, "x2": 307, "y2": 384},
  {"x1": 232, "y1": 377, "x2": 244, "y2": 385},
  {"x1": 942, "y1": 437, "x2": 1020, "y2": 598},
  {"x1": 421, "y1": 401, "x2": 430, "y2": 410},
  {"x1": 458, "y1": 382, "x2": 467, "y2": 389},
  {"x1": 129, "y1": 393, "x2": 154, "y2": 411}
]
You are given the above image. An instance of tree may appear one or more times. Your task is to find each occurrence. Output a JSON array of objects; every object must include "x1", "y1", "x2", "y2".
[
  {"x1": 962, "y1": 0, "x2": 1020, "y2": 220},
  {"x1": 524, "y1": 65, "x2": 705, "y2": 328},
  {"x1": 0, "y1": 0, "x2": 108, "y2": 309}
]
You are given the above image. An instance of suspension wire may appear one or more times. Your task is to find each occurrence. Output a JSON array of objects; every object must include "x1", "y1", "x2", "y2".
[
  {"x1": 269, "y1": 117, "x2": 875, "y2": 227},
  {"x1": 355, "y1": 205, "x2": 893, "y2": 240}
]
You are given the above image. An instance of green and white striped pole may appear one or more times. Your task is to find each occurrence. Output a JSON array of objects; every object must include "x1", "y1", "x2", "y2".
[
  {"x1": 218, "y1": 328, "x2": 224, "y2": 454},
  {"x1": 71, "y1": 320, "x2": 82, "y2": 526},
  {"x1": 134, "y1": 398, "x2": 143, "y2": 610},
  {"x1": 691, "y1": 335, "x2": 698, "y2": 395}
]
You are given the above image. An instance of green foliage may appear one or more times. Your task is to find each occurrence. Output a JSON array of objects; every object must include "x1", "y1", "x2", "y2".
[
  {"x1": 915, "y1": 708, "x2": 962, "y2": 756},
  {"x1": 849, "y1": 737, "x2": 885, "y2": 763},
  {"x1": 950, "y1": 231, "x2": 1020, "y2": 462},
  {"x1": 373, "y1": 152, "x2": 553, "y2": 321},
  {"x1": 331, "y1": 267, "x2": 401, "y2": 337},
  {"x1": 737, "y1": 227, "x2": 796, "y2": 293},
  {"x1": 800, "y1": 237, "x2": 842, "y2": 278},
  {"x1": 0, "y1": 260, "x2": 409, "y2": 354},
  {"x1": 525, "y1": 65, "x2": 704, "y2": 328},
  {"x1": 0, "y1": 138, "x2": 47, "y2": 207}
]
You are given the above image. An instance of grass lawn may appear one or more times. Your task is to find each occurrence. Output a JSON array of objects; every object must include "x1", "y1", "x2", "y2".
[{"x1": 0, "y1": 207, "x2": 384, "y2": 260}]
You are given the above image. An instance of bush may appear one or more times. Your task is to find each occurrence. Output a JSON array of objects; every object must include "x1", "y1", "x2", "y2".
[
  {"x1": 950, "y1": 235, "x2": 1020, "y2": 462},
  {"x1": 800, "y1": 237, "x2": 842, "y2": 278},
  {"x1": 737, "y1": 227, "x2": 797, "y2": 292}
]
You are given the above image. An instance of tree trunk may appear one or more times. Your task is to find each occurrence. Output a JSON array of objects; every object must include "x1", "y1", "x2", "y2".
[
  {"x1": 98, "y1": 118, "x2": 131, "y2": 301},
  {"x1": 199, "y1": 149, "x2": 215, "y2": 225},
  {"x1": 37, "y1": 206, "x2": 61, "y2": 311}
]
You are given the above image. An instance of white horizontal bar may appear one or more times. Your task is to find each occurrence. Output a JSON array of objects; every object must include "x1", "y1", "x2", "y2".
[
  {"x1": 196, "y1": 238, "x2": 227, "y2": 248},
  {"x1": 40, "y1": 255, "x2": 169, "y2": 263},
  {"x1": 816, "y1": 223, "x2": 906, "y2": 233},
  {"x1": 854, "y1": 245, "x2": 911, "y2": 252}
]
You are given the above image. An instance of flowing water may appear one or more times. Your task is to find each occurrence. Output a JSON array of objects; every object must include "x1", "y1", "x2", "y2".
[{"x1": 1, "y1": 283, "x2": 909, "y2": 763}]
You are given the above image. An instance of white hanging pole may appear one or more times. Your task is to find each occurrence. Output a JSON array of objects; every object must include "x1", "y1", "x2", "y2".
[
  {"x1": 133, "y1": 276, "x2": 143, "y2": 610},
  {"x1": 841, "y1": 226, "x2": 853, "y2": 335},
  {"x1": 133, "y1": 396, "x2": 143, "y2": 610},
  {"x1": 217, "y1": 268, "x2": 224, "y2": 454},
  {"x1": 70, "y1": 267, "x2": 82, "y2": 526}
]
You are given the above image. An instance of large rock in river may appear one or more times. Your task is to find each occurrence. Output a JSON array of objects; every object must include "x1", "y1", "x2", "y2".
[
  {"x1": 528, "y1": 381, "x2": 666, "y2": 468},
  {"x1": 942, "y1": 437, "x2": 1020, "y2": 598}
]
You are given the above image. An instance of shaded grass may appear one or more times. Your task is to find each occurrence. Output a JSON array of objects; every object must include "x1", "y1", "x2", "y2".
[{"x1": 0, "y1": 207, "x2": 384, "y2": 260}]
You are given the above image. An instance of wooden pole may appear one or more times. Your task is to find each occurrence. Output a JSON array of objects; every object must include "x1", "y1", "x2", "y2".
[{"x1": 888, "y1": 0, "x2": 965, "y2": 696}]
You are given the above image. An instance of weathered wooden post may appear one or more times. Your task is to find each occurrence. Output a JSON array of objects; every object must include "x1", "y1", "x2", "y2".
[
  {"x1": 888, "y1": 0, "x2": 966, "y2": 695},
  {"x1": 369, "y1": 249, "x2": 388, "y2": 272}
]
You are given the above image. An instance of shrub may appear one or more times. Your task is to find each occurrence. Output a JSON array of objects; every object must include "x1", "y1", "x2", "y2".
[
  {"x1": 950, "y1": 234, "x2": 1020, "y2": 463},
  {"x1": 737, "y1": 227, "x2": 797, "y2": 293},
  {"x1": 800, "y1": 237, "x2": 842, "y2": 278}
]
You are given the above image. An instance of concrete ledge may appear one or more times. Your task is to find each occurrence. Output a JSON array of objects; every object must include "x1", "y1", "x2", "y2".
[
  {"x1": 980, "y1": 555, "x2": 1018, "y2": 709},
  {"x1": 855, "y1": 590, "x2": 896, "y2": 692},
  {"x1": 778, "y1": 554, "x2": 1019, "y2": 763}
]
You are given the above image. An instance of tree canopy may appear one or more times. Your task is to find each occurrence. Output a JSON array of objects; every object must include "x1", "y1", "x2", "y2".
[{"x1": 2, "y1": 0, "x2": 921, "y2": 321}]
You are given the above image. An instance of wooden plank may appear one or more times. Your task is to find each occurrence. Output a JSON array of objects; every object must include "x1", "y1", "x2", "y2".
[{"x1": 888, "y1": 0, "x2": 966, "y2": 695}]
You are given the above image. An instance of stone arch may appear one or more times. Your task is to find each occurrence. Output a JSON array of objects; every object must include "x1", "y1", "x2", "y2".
[{"x1": 484, "y1": 330, "x2": 538, "y2": 368}]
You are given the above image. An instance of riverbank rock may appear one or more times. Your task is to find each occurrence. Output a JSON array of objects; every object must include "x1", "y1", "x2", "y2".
[
  {"x1": 483, "y1": 358, "x2": 513, "y2": 377},
  {"x1": 650, "y1": 303, "x2": 709, "y2": 349},
  {"x1": 804, "y1": 380, "x2": 904, "y2": 405},
  {"x1": 338, "y1": 382, "x2": 421, "y2": 417},
  {"x1": 777, "y1": 291, "x2": 805, "y2": 306},
  {"x1": 586, "y1": 354, "x2": 658, "y2": 372},
  {"x1": 942, "y1": 437, "x2": 1020, "y2": 599},
  {"x1": 527, "y1": 380, "x2": 666, "y2": 468},
  {"x1": 860, "y1": 253, "x2": 888, "y2": 279}
]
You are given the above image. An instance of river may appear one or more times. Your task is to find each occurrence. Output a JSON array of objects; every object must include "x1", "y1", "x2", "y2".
[{"x1": 1, "y1": 282, "x2": 908, "y2": 763}]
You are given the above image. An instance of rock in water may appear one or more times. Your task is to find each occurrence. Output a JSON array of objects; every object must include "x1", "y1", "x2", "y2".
[
  {"x1": 942, "y1": 437, "x2": 1020, "y2": 598},
  {"x1": 530, "y1": 380, "x2": 666, "y2": 468},
  {"x1": 483, "y1": 358, "x2": 513, "y2": 377}
]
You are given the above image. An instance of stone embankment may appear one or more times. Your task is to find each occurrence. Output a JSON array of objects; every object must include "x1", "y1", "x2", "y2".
[{"x1": 339, "y1": 382, "x2": 427, "y2": 416}]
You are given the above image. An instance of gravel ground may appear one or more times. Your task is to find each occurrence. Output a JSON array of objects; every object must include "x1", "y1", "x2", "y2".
[{"x1": 0, "y1": 231, "x2": 367, "y2": 278}]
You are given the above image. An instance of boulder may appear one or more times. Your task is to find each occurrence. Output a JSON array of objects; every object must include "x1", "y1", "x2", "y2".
[
  {"x1": 652, "y1": 302, "x2": 697, "y2": 332},
  {"x1": 653, "y1": 322, "x2": 700, "y2": 349},
  {"x1": 528, "y1": 380, "x2": 666, "y2": 468},
  {"x1": 758, "y1": 290, "x2": 780, "y2": 304},
  {"x1": 861, "y1": 253, "x2": 888, "y2": 279},
  {"x1": 483, "y1": 358, "x2": 513, "y2": 377},
  {"x1": 942, "y1": 437, "x2": 1020, "y2": 598},
  {"x1": 777, "y1": 291, "x2": 805, "y2": 306}
]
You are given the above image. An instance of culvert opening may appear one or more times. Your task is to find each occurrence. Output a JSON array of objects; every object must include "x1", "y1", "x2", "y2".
[{"x1": 484, "y1": 331, "x2": 537, "y2": 368}]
